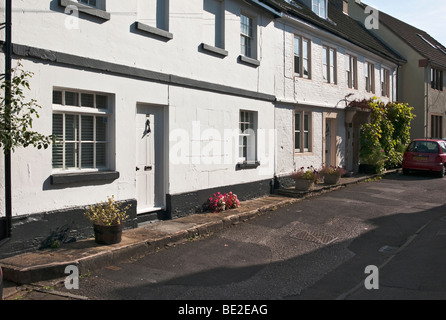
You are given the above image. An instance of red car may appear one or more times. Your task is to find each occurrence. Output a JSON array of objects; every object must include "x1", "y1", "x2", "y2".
[{"x1": 402, "y1": 139, "x2": 446, "y2": 178}]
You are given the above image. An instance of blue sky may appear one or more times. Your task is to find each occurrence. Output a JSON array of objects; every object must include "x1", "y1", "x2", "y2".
[{"x1": 363, "y1": 0, "x2": 446, "y2": 46}]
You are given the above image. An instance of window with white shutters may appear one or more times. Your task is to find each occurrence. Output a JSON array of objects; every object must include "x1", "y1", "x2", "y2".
[{"x1": 52, "y1": 89, "x2": 111, "y2": 171}]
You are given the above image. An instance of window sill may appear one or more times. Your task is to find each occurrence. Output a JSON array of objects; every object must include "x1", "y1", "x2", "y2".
[
  {"x1": 236, "y1": 161, "x2": 260, "y2": 170},
  {"x1": 59, "y1": 0, "x2": 110, "y2": 21},
  {"x1": 51, "y1": 170, "x2": 120, "y2": 185},
  {"x1": 294, "y1": 75, "x2": 312, "y2": 81},
  {"x1": 238, "y1": 55, "x2": 260, "y2": 67},
  {"x1": 200, "y1": 43, "x2": 228, "y2": 57},
  {"x1": 135, "y1": 22, "x2": 173, "y2": 40},
  {"x1": 294, "y1": 152, "x2": 313, "y2": 156}
]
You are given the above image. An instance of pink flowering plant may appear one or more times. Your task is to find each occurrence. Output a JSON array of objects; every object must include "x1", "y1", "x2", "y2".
[
  {"x1": 207, "y1": 191, "x2": 240, "y2": 213},
  {"x1": 291, "y1": 166, "x2": 320, "y2": 182},
  {"x1": 319, "y1": 165, "x2": 347, "y2": 177}
]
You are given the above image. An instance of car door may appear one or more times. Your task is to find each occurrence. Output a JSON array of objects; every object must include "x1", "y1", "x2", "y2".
[{"x1": 440, "y1": 141, "x2": 446, "y2": 162}]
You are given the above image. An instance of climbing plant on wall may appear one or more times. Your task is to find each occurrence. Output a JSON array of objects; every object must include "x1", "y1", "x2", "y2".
[{"x1": 357, "y1": 97, "x2": 415, "y2": 172}]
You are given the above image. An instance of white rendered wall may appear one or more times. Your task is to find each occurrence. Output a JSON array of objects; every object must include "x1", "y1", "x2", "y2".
[
  {"x1": 3, "y1": 57, "x2": 275, "y2": 217},
  {"x1": 2, "y1": 0, "x2": 277, "y2": 96},
  {"x1": 4, "y1": 59, "x2": 169, "y2": 217},
  {"x1": 168, "y1": 86, "x2": 275, "y2": 195}
]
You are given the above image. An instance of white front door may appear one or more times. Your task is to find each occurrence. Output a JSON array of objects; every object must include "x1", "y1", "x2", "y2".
[{"x1": 136, "y1": 112, "x2": 156, "y2": 213}]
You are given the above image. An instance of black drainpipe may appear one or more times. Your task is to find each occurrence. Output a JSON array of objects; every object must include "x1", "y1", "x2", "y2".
[{"x1": 2, "y1": 0, "x2": 13, "y2": 244}]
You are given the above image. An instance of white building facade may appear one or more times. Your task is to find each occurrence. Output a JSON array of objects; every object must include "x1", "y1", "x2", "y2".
[
  {"x1": 270, "y1": 0, "x2": 403, "y2": 187},
  {"x1": 0, "y1": 0, "x2": 404, "y2": 257},
  {"x1": 0, "y1": 0, "x2": 281, "y2": 257}
]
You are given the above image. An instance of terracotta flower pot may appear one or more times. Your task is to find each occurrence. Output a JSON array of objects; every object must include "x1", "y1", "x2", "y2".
[{"x1": 93, "y1": 224, "x2": 123, "y2": 245}]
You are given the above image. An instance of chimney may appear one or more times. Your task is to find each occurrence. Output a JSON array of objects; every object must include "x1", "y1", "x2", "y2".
[
  {"x1": 343, "y1": 0, "x2": 348, "y2": 14},
  {"x1": 332, "y1": 0, "x2": 350, "y2": 15}
]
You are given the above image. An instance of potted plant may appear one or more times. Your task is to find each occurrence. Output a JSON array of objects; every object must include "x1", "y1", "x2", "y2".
[
  {"x1": 84, "y1": 196, "x2": 132, "y2": 245},
  {"x1": 207, "y1": 192, "x2": 240, "y2": 213},
  {"x1": 291, "y1": 166, "x2": 320, "y2": 191},
  {"x1": 320, "y1": 165, "x2": 347, "y2": 185}
]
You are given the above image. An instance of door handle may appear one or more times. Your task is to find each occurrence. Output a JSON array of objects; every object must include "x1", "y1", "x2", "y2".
[{"x1": 144, "y1": 166, "x2": 153, "y2": 171}]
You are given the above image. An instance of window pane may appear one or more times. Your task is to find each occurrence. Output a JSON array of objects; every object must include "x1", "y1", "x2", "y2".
[
  {"x1": 52, "y1": 114, "x2": 63, "y2": 140},
  {"x1": 320, "y1": 0, "x2": 326, "y2": 18},
  {"x1": 294, "y1": 36, "x2": 301, "y2": 74},
  {"x1": 313, "y1": 0, "x2": 319, "y2": 14},
  {"x1": 96, "y1": 117, "x2": 107, "y2": 141},
  {"x1": 239, "y1": 135, "x2": 248, "y2": 159},
  {"x1": 81, "y1": 93, "x2": 94, "y2": 108},
  {"x1": 303, "y1": 39, "x2": 310, "y2": 78},
  {"x1": 96, "y1": 95, "x2": 108, "y2": 109},
  {"x1": 65, "y1": 91, "x2": 79, "y2": 106},
  {"x1": 65, "y1": 143, "x2": 77, "y2": 168},
  {"x1": 304, "y1": 114, "x2": 310, "y2": 131},
  {"x1": 303, "y1": 60, "x2": 309, "y2": 78},
  {"x1": 81, "y1": 115, "x2": 94, "y2": 141},
  {"x1": 330, "y1": 49, "x2": 335, "y2": 83},
  {"x1": 240, "y1": 15, "x2": 252, "y2": 37},
  {"x1": 53, "y1": 91, "x2": 63, "y2": 104},
  {"x1": 81, "y1": 143, "x2": 94, "y2": 169},
  {"x1": 96, "y1": 143, "x2": 107, "y2": 167},
  {"x1": 294, "y1": 55, "x2": 302, "y2": 75},
  {"x1": 241, "y1": 35, "x2": 250, "y2": 57},
  {"x1": 295, "y1": 113, "x2": 301, "y2": 131},
  {"x1": 65, "y1": 114, "x2": 78, "y2": 142},
  {"x1": 294, "y1": 36, "x2": 300, "y2": 56},
  {"x1": 295, "y1": 132, "x2": 301, "y2": 150},
  {"x1": 52, "y1": 144, "x2": 63, "y2": 169},
  {"x1": 304, "y1": 132, "x2": 309, "y2": 149},
  {"x1": 303, "y1": 40, "x2": 309, "y2": 59}
]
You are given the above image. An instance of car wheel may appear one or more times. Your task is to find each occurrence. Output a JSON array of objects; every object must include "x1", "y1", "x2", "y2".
[{"x1": 437, "y1": 166, "x2": 445, "y2": 178}]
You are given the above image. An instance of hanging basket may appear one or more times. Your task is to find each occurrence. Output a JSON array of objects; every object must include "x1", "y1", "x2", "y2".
[{"x1": 93, "y1": 224, "x2": 123, "y2": 245}]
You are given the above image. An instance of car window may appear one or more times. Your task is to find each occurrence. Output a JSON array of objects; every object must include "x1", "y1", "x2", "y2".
[
  {"x1": 407, "y1": 141, "x2": 439, "y2": 153},
  {"x1": 441, "y1": 142, "x2": 446, "y2": 154}
]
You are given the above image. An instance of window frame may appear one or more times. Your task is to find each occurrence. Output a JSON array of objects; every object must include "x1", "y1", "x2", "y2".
[
  {"x1": 239, "y1": 110, "x2": 258, "y2": 163},
  {"x1": 381, "y1": 67, "x2": 391, "y2": 97},
  {"x1": 431, "y1": 68, "x2": 444, "y2": 91},
  {"x1": 294, "y1": 111, "x2": 312, "y2": 154},
  {"x1": 322, "y1": 46, "x2": 337, "y2": 84},
  {"x1": 431, "y1": 114, "x2": 443, "y2": 139},
  {"x1": 52, "y1": 88, "x2": 113, "y2": 173},
  {"x1": 294, "y1": 35, "x2": 311, "y2": 79},
  {"x1": 312, "y1": 0, "x2": 327, "y2": 19},
  {"x1": 346, "y1": 54, "x2": 358, "y2": 89},
  {"x1": 203, "y1": 0, "x2": 225, "y2": 51},
  {"x1": 365, "y1": 61, "x2": 375, "y2": 93},
  {"x1": 240, "y1": 13, "x2": 255, "y2": 59}
]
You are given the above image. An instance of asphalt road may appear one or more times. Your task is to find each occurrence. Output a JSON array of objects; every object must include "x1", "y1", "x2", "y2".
[{"x1": 8, "y1": 172, "x2": 446, "y2": 303}]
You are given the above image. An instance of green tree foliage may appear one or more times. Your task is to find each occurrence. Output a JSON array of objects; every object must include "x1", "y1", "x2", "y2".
[
  {"x1": 358, "y1": 97, "x2": 415, "y2": 172},
  {"x1": 0, "y1": 60, "x2": 55, "y2": 153}
]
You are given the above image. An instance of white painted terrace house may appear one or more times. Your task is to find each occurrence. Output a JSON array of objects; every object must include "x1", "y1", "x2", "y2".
[
  {"x1": 270, "y1": 0, "x2": 404, "y2": 185},
  {"x1": 0, "y1": 0, "x2": 402, "y2": 257},
  {"x1": 0, "y1": 0, "x2": 282, "y2": 257}
]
